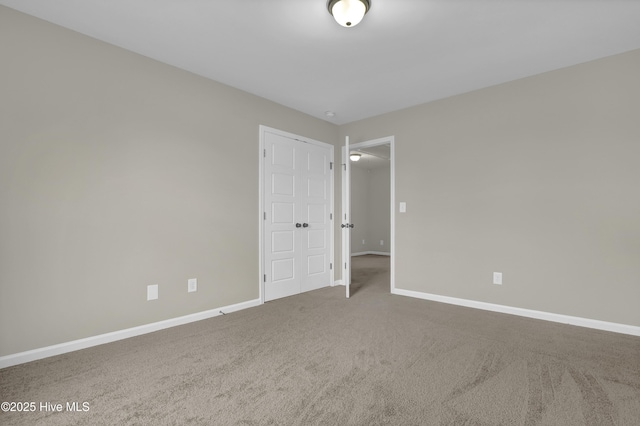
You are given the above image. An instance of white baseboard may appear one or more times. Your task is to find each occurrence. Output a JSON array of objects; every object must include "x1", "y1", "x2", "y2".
[
  {"x1": 351, "y1": 251, "x2": 390, "y2": 257},
  {"x1": 392, "y1": 288, "x2": 640, "y2": 337},
  {"x1": 334, "y1": 279, "x2": 344, "y2": 286},
  {"x1": 0, "y1": 298, "x2": 262, "y2": 369}
]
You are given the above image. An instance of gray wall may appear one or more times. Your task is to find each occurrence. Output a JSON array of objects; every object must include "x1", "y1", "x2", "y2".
[
  {"x1": 350, "y1": 164, "x2": 391, "y2": 254},
  {"x1": 0, "y1": 7, "x2": 338, "y2": 356},
  {"x1": 341, "y1": 49, "x2": 640, "y2": 327}
]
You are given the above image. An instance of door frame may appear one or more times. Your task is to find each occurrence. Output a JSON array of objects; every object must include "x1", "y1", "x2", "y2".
[
  {"x1": 341, "y1": 136, "x2": 395, "y2": 293},
  {"x1": 258, "y1": 125, "x2": 335, "y2": 304}
]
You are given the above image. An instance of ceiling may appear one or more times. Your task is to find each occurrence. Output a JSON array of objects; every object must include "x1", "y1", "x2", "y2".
[
  {"x1": 2, "y1": 0, "x2": 640, "y2": 125},
  {"x1": 351, "y1": 144, "x2": 390, "y2": 170}
]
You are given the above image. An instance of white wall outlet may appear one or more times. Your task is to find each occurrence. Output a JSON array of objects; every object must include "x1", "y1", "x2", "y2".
[
  {"x1": 188, "y1": 278, "x2": 197, "y2": 293},
  {"x1": 399, "y1": 202, "x2": 407, "y2": 213},
  {"x1": 493, "y1": 272, "x2": 503, "y2": 285},
  {"x1": 380, "y1": 240, "x2": 384, "y2": 246},
  {"x1": 362, "y1": 239, "x2": 365, "y2": 245},
  {"x1": 147, "y1": 284, "x2": 158, "y2": 300}
]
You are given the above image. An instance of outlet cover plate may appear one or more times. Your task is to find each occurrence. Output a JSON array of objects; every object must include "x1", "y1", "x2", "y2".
[
  {"x1": 188, "y1": 278, "x2": 197, "y2": 293},
  {"x1": 493, "y1": 272, "x2": 503, "y2": 285}
]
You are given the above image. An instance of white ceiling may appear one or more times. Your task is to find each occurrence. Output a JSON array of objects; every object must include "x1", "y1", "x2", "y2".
[
  {"x1": 351, "y1": 144, "x2": 390, "y2": 170},
  {"x1": 2, "y1": 0, "x2": 640, "y2": 125}
]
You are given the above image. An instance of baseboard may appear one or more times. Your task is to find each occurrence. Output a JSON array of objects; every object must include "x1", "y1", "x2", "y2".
[
  {"x1": 0, "y1": 298, "x2": 262, "y2": 369},
  {"x1": 351, "y1": 251, "x2": 391, "y2": 257},
  {"x1": 334, "y1": 279, "x2": 344, "y2": 286},
  {"x1": 392, "y1": 288, "x2": 640, "y2": 337}
]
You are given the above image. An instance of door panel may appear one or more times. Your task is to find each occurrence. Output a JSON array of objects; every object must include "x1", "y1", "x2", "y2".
[
  {"x1": 307, "y1": 229, "x2": 325, "y2": 249},
  {"x1": 307, "y1": 203, "x2": 325, "y2": 224},
  {"x1": 272, "y1": 231, "x2": 294, "y2": 252},
  {"x1": 264, "y1": 133, "x2": 298, "y2": 301},
  {"x1": 272, "y1": 142, "x2": 294, "y2": 166},
  {"x1": 272, "y1": 174, "x2": 294, "y2": 196},
  {"x1": 272, "y1": 203, "x2": 294, "y2": 223},
  {"x1": 308, "y1": 255, "x2": 326, "y2": 275},
  {"x1": 307, "y1": 150, "x2": 326, "y2": 173},
  {"x1": 300, "y1": 142, "x2": 331, "y2": 293},
  {"x1": 308, "y1": 178, "x2": 325, "y2": 198}
]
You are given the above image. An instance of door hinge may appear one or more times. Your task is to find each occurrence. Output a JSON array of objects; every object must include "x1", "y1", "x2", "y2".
[
  {"x1": 330, "y1": 263, "x2": 333, "y2": 270},
  {"x1": 264, "y1": 149, "x2": 266, "y2": 158},
  {"x1": 330, "y1": 213, "x2": 333, "y2": 220},
  {"x1": 345, "y1": 263, "x2": 347, "y2": 269},
  {"x1": 343, "y1": 163, "x2": 347, "y2": 171},
  {"x1": 330, "y1": 162, "x2": 333, "y2": 170},
  {"x1": 264, "y1": 274, "x2": 266, "y2": 282},
  {"x1": 264, "y1": 212, "x2": 266, "y2": 220}
]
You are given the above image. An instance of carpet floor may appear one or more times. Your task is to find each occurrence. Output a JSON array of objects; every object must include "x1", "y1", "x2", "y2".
[{"x1": 1, "y1": 255, "x2": 639, "y2": 425}]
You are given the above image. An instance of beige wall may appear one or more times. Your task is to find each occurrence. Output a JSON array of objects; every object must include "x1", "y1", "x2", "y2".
[
  {"x1": 0, "y1": 7, "x2": 338, "y2": 356},
  {"x1": 350, "y1": 164, "x2": 391, "y2": 254},
  {"x1": 350, "y1": 166, "x2": 370, "y2": 252},
  {"x1": 2, "y1": 6, "x2": 639, "y2": 358},
  {"x1": 341, "y1": 49, "x2": 640, "y2": 327}
]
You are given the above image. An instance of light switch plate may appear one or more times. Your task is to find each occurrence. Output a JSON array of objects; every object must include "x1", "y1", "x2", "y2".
[
  {"x1": 147, "y1": 284, "x2": 158, "y2": 300},
  {"x1": 399, "y1": 202, "x2": 406, "y2": 213}
]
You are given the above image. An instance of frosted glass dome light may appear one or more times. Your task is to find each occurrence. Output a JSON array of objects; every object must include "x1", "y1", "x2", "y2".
[{"x1": 328, "y1": 0, "x2": 371, "y2": 28}]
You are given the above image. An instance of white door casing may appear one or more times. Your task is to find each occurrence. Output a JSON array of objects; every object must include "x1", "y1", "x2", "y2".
[
  {"x1": 341, "y1": 136, "x2": 396, "y2": 295},
  {"x1": 260, "y1": 126, "x2": 333, "y2": 302},
  {"x1": 342, "y1": 136, "x2": 351, "y2": 298}
]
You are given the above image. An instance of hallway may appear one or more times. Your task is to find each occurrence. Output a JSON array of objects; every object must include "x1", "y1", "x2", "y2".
[{"x1": 349, "y1": 254, "x2": 390, "y2": 297}]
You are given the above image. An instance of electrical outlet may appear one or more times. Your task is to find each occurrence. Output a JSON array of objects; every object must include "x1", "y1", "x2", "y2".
[
  {"x1": 493, "y1": 272, "x2": 503, "y2": 285},
  {"x1": 380, "y1": 240, "x2": 384, "y2": 246},
  {"x1": 188, "y1": 278, "x2": 197, "y2": 293},
  {"x1": 147, "y1": 284, "x2": 158, "y2": 300},
  {"x1": 362, "y1": 239, "x2": 365, "y2": 245}
]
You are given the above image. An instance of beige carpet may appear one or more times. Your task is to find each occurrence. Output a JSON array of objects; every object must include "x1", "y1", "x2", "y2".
[{"x1": 1, "y1": 255, "x2": 639, "y2": 425}]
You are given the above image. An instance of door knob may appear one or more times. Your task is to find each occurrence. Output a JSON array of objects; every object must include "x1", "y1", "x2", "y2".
[
  {"x1": 296, "y1": 223, "x2": 302, "y2": 228},
  {"x1": 349, "y1": 224, "x2": 354, "y2": 228},
  {"x1": 302, "y1": 223, "x2": 309, "y2": 228}
]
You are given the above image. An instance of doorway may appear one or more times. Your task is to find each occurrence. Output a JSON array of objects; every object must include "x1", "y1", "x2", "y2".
[
  {"x1": 342, "y1": 136, "x2": 395, "y2": 296},
  {"x1": 259, "y1": 126, "x2": 334, "y2": 302}
]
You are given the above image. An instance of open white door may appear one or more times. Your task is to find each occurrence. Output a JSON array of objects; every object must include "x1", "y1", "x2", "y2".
[{"x1": 341, "y1": 136, "x2": 352, "y2": 298}]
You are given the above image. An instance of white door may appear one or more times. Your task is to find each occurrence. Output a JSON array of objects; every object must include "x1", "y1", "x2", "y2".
[
  {"x1": 263, "y1": 130, "x2": 332, "y2": 301},
  {"x1": 300, "y1": 142, "x2": 332, "y2": 293}
]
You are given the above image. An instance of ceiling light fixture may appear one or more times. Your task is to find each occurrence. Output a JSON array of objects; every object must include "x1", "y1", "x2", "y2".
[
  {"x1": 327, "y1": 0, "x2": 371, "y2": 28},
  {"x1": 350, "y1": 153, "x2": 361, "y2": 161}
]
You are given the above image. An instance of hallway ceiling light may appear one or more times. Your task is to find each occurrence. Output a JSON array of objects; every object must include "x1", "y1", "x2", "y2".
[
  {"x1": 327, "y1": 0, "x2": 370, "y2": 27},
  {"x1": 350, "y1": 153, "x2": 361, "y2": 161}
]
